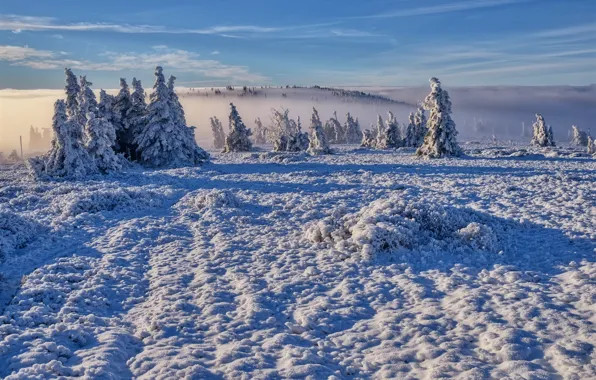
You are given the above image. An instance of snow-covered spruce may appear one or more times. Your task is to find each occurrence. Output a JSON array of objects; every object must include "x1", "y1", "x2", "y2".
[
  {"x1": 64, "y1": 68, "x2": 80, "y2": 119},
  {"x1": 377, "y1": 112, "x2": 403, "y2": 149},
  {"x1": 97, "y1": 90, "x2": 117, "y2": 125},
  {"x1": 307, "y1": 107, "x2": 332, "y2": 155},
  {"x1": 374, "y1": 114, "x2": 385, "y2": 148},
  {"x1": 344, "y1": 113, "x2": 362, "y2": 144},
  {"x1": 286, "y1": 116, "x2": 309, "y2": 152},
  {"x1": 134, "y1": 66, "x2": 208, "y2": 167},
  {"x1": 404, "y1": 112, "x2": 416, "y2": 147},
  {"x1": 113, "y1": 78, "x2": 133, "y2": 155},
  {"x1": 27, "y1": 100, "x2": 97, "y2": 179},
  {"x1": 571, "y1": 125, "x2": 588, "y2": 147},
  {"x1": 361, "y1": 129, "x2": 377, "y2": 148},
  {"x1": 223, "y1": 103, "x2": 253, "y2": 152},
  {"x1": 77, "y1": 76, "x2": 98, "y2": 127},
  {"x1": 416, "y1": 77, "x2": 461, "y2": 158},
  {"x1": 210, "y1": 116, "x2": 226, "y2": 150},
  {"x1": 588, "y1": 135, "x2": 595, "y2": 155},
  {"x1": 125, "y1": 77, "x2": 148, "y2": 160},
  {"x1": 305, "y1": 195, "x2": 499, "y2": 261},
  {"x1": 413, "y1": 106, "x2": 427, "y2": 147},
  {"x1": 531, "y1": 113, "x2": 556, "y2": 147},
  {"x1": 84, "y1": 112, "x2": 123, "y2": 173},
  {"x1": 325, "y1": 111, "x2": 344, "y2": 144},
  {"x1": 253, "y1": 117, "x2": 268, "y2": 144}
]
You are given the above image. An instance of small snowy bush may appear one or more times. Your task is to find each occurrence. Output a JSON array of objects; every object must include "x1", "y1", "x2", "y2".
[
  {"x1": 192, "y1": 189, "x2": 240, "y2": 209},
  {"x1": 305, "y1": 195, "x2": 499, "y2": 261},
  {"x1": 0, "y1": 212, "x2": 40, "y2": 263}
]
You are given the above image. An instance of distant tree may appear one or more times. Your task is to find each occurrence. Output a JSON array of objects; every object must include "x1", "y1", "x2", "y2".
[
  {"x1": 571, "y1": 125, "x2": 588, "y2": 147},
  {"x1": 253, "y1": 117, "x2": 268, "y2": 144},
  {"x1": 587, "y1": 135, "x2": 594, "y2": 155},
  {"x1": 327, "y1": 111, "x2": 344, "y2": 144},
  {"x1": 28, "y1": 99, "x2": 97, "y2": 178},
  {"x1": 224, "y1": 103, "x2": 253, "y2": 152},
  {"x1": 210, "y1": 116, "x2": 226, "y2": 149},
  {"x1": 531, "y1": 114, "x2": 555, "y2": 147},
  {"x1": 404, "y1": 112, "x2": 416, "y2": 147},
  {"x1": 135, "y1": 66, "x2": 209, "y2": 166},
  {"x1": 84, "y1": 111, "x2": 123, "y2": 173},
  {"x1": 287, "y1": 116, "x2": 309, "y2": 152},
  {"x1": 307, "y1": 107, "x2": 331, "y2": 155},
  {"x1": 7, "y1": 150, "x2": 21, "y2": 162},
  {"x1": 361, "y1": 129, "x2": 376, "y2": 148},
  {"x1": 375, "y1": 114, "x2": 385, "y2": 148},
  {"x1": 378, "y1": 111, "x2": 402, "y2": 149},
  {"x1": 416, "y1": 77, "x2": 461, "y2": 158},
  {"x1": 413, "y1": 107, "x2": 427, "y2": 147},
  {"x1": 344, "y1": 113, "x2": 362, "y2": 144}
]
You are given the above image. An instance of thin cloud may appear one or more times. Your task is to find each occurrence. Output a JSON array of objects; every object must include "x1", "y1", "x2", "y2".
[
  {"x1": 356, "y1": 0, "x2": 531, "y2": 19},
  {"x1": 0, "y1": 45, "x2": 54, "y2": 61}
]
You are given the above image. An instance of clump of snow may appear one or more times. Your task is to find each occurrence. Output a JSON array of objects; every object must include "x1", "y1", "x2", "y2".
[
  {"x1": 0, "y1": 212, "x2": 40, "y2": 263},
  {"x1": 191, "y1": 189, "x2": 240, "y2": 209},
  {"x1": 305, "y1": 195, "x2": 499, "y2": 261}
]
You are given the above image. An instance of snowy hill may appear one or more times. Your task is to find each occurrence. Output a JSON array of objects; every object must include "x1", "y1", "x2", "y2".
[{"x1": 0, "y1": 145, "x2": 594, "y2": 379}]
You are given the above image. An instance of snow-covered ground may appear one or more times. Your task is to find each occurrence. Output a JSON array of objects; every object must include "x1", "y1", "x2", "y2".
[{"x1": 0, "y1": 145, "x2": 594, "y2": 379}]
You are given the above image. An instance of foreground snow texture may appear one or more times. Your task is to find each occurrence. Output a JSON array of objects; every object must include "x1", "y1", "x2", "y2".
[{"x1": 0, "y1": 146, "x2": 594, "y2": 379}]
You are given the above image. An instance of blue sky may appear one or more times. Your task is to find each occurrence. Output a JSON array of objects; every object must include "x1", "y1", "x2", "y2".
[{"x1": 0, "y1": 0, "x2": 594, "y2": 89}]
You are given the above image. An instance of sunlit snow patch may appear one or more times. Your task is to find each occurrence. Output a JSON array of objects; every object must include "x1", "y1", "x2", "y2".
[{"x1": 305, "y1": 195, "x2": 499, "y2": 261}]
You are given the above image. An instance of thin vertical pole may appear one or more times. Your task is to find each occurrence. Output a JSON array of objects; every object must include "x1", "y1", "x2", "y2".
[{"x1": 20, "y1": 136, "x2": 23, "y2": 159}]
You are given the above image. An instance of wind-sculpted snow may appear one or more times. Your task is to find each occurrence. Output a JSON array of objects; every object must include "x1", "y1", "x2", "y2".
[
  {"x1": 0, "y1": 212, "x2": 41, "y2": 263},
  {"x1": 0, "y1": 144, "x2": 594, "y2": 379},
  {"x1": 305, "y1": 196, "x2": 500, "y2": 261}
]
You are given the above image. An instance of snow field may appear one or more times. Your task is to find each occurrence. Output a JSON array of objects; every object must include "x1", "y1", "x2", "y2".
[{"x1": 0, "y1": 145, "x2": 594, "y2": 379}]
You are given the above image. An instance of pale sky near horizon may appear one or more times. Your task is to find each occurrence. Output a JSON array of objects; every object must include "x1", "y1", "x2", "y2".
[{"x1": 0, "y1": 0, "x2": 595, "y2": 89}]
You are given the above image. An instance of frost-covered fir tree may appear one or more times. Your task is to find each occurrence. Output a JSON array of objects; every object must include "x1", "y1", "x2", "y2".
[
  {"x1": 113, "y1": 78, "x2": 133, "y2": 154},
  {"x1": 375, "y1": 114, "x2": 385, "y2": 148},
  {"x1": 531, "y1": 114, "x2": 555, "y2": 147},
  {"x1": 270, "y1": 108, "x2": 292, "y2": 152},
  {"x1": 587, "y1": 135, "x2": 594, "y2": 155},
  {"x1": 571, "y1": 126, "x2": 588, "y2": 146},
  {"x1": 254, "y1": 117, "x2": 268, "y2": 144},
  {"x1": 210, "y1": 117, "x2": 226, "y2": 149},
  {"x1": 326, "y1": 111, "x2": 344, "y2": 144},
  {"x1": 126, "y1": 78, "x2": 148, "y2": 160},
  {"x1": 413, "y1": 107, "x2": 427, "y2": 147},
  {"x1": 78, "y1": 76, "x2": 98, "y2": 126},
  {"x1": 307, "y1": 107, "x2": 332, "y2": 155},
  {"x1": 378, "y1": 112, "x2": 403, "y2": 149},
  {"x1": 64, "y1": 68, "x2": 80, "y2": 119},
  {"x1": 224, "y1": 103, "x2": 253, "y2": 152},
  {"x1": 84, "y1": 112, "x2": 122, "y2": 173},
  {"x1": 416, "y1": 77, "x2": 461, "y2": 158},
  {"x1": 167, "y1": 75, "x2": 186, "y2": 127},
  {"x1": 404, "y1": 112, "x2": 416, "y2": 147},
  {"x1": 28, "y1": 99, "x2": 97, "y2": 178},
  {"x1": 361, "y1": 129, "x2": 376, "y2": 148},
  {"x1": 135, "y1": 66, "x2": 209, "y2": 166},
  {"x1": 344, "y1": 113, "x2": 362, "y2": 144},
  {"x1": 98, "y1": 90, "x2": 117, "y2": 125},
  {"x1": 287, "y1": 116, "x2": 309, "y2": 152},
  {"x1": 7, "y1": 150, "x2": 21, "y2": 162}
]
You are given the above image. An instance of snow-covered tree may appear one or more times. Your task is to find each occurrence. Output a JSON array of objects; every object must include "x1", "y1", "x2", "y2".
[
  {"x1": 135, "y1": 66, "x2": 209, "y2": 166},
  {"x1": 64, "y1": 68, "x2": 80, "y2": 119},
  {"x1": 307, "y1": 107, "x2": 331, "y2": 155},
  {"x1": 416, "y1": 77, "x2": 461, "y2": 158},
  {"x1": 28, "y1": 99, "x2": 97, "y2": 179},
  {"x1": 98, "y1": 90, "x2": 117, "y2": 125},
  {"x1": 404, "y1": 112, "x2": 416, "y2": 147},
  {"x1": 7, "y1": 150, "x2": 21, "y2": 162},
  {"x1": 375, "y1": 114, "x2": 385, "y2": 148},
  {"x1": 326, "y1": 111, "x2": 344, "y2": 144},
  {"x1": 223, "y1": 102, "x2": 253, "y2": 152},
  {"x1": 344, "y1": 113, "x2": 362, "y2": 144},
  {"x1": 125, "y1": 78, "x2": 148, "y2": 160},
  {"x1": 361, "y1": 129, "x2": 376, "y2": 148},
  {"x1": 84, "y1": 111, "x2": 122, "y2": 173},
  {"x1": 287, "y1": 116, "x2": 309, "y2": 152},
  {"x1": 587, "y1": 135, "x2": 594, "y2": 155},
  {"x1": 210, "y1": 117, "x2": 226, "y2": 149},
  {"x1": 254, "y1": 117, "x2": 268, "y2": 144},
  {"x1": 378, "y1": 112, "x2": 402, "y2": 149},
  {"x1": 571, "y1": 125, "x2": 588, "y2": 147},
  {"x1": 167, "y1": 75, "x2": 186, "y2": 127},
  {"x1": 531, "y1": 114, "x2": 555, "y2": 147},
  {"x1": 78, "y1": 76, "x2": 98, "y2": 126},
  {"x1": 413, "y1": 107, "x2": 427, "y2": 147},
  {"x1": 113, "y1": 78, "x2": 133, "y2": 154}
]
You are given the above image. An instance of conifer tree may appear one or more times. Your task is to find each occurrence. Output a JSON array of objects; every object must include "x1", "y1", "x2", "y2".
[
  {"x1": 571, "y1": 126, "x2": 588, "y2": 146},
  {"x1": 531, "y1": 114, "x2": 555, "y2": 147},
  {"x1": 404, "y1": 112, "x2": 416, "y2": 147},
  {"x1": 413, "y1": 107, "x2": 427, "y2": 147},
  {"x1": 344, "y1": 113, "x2": 362, "y2": 144},
  {"x1": 307, "y1": 107, "x2": 331, "y2": 155},
  {"x1": 361, "y1": 129, "x2": 376, "y2": 148},
  {"x1": 98, "y1": 90, "x2": 117, "y2": 125},
  {"x1": 375, "y1": 114, "x2": 385, "y2": 148},
  {"x1": 210, "y1": 117, "x2": 226, "y2": 149},
  {"x1": 7, "y1": 150, "x2": 21, "y2": 162},
  {"x1": 378, "y1": 112, "x2": 402, "y2": 149},
  {"x1": 78, "y1": 76, "x2": 98, "y2": 126},
  {"x1": 587, "y1": 135, "x2": 594, "y2": 155},
  {"x1": 84, "y1": 111, "x2": 122, "y2": 173},
  {"x1": 223, "y1": 103, "x2": 253, "y2": 152},
  {"x1": 64, "y1": 68, "x2": 80, "y2": 119},
  {"x1": 416, "y1": 77, "x2": 461, "y2": 158}
]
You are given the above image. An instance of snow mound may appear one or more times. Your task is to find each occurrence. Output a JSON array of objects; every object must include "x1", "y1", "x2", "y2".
[
  {"x1": 0, "y1": 212, "x2": 41, "y2": 263},
  {"x1": 54, "y1": 187, "x2": 165, "y2": 219},
  {"x1": 192, "y1": 189, "x2": 240, "y2": 209},
  {"x1": 305, "y1": 195, "x2": 499, "y2": 261}
]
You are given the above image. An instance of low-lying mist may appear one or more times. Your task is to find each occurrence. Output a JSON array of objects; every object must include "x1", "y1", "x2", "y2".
[{"x1": 1, "y1": 85, "x2": 595, "y2": 154}]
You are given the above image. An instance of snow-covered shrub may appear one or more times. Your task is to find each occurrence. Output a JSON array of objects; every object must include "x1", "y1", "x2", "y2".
[
  {"x1": 192, "y1": 189, "x2": 240, "y2": 209},
  {"x1": 416, "y1": 77, "x2": 461, "y2": 158},
  {"x1": 304, "y1": 195, "x2": 499, "y2": 261},
  {"x1": 307, "y1": 107, "x2": 332, "y2": 155},
  {"x1": 360, "y1": 129, "x2": 377, "y2": 148},
  {"x1": 531, "y1": 114, "x2": 555, "y2": 147},
  {"x1": 223, "y1": 103, "x2": 253, "y2": 152},
  {"x1": 571, "y1": 126, "x2": 588, "y2": 147},
  {"x1": 0, "y1": 212, "x2": 40, "y2": 263}
]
